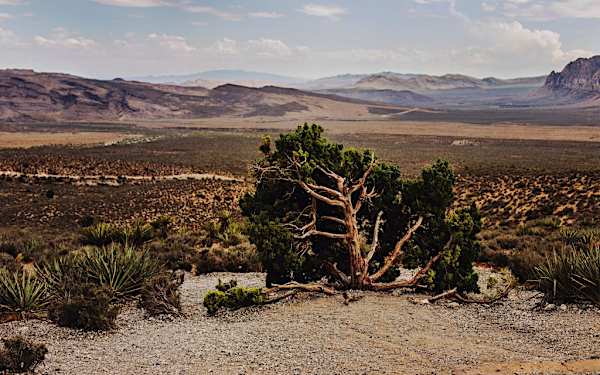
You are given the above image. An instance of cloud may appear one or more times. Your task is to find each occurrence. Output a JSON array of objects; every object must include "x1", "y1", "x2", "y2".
[
  {"x1": 465, "y1": 20, "x2": 593, "y2": 69},
  {"x1": 208, "y1": 37, "x2": 307, "y2": 59},
  {"x1": 248, "y1": 11, "x2": 284, "y2": 19},
  {"x1": 413, "y1": 0, "x2": 468, "y2": 21},
  {"x1": 148, "y1": 33, "x2": 195, "y2": 52},
  {"x1": 34, "y1": 28, "x2": 96, "y2": 49},
  {"x1": 0, "y1": 0, "x2": 25, "y2": 5},
  {"x1": 299, "y1": 4, "x2": 346, "y2": 20},
  {"x1": 0, "y1": 12, "x2": 13, "y2": 19},
  {"x1": 93, "y1": 0, "x2": 167, "y2": 7},
  {"x1": 0, "y1": 26, "x2": 20, "y2": 46},
  {"x1": 93, "y1": 0, "x2": 242, "y2": 20},
  {"x1": 499, "y1": 0, "x2": 600, "y2": 20}
]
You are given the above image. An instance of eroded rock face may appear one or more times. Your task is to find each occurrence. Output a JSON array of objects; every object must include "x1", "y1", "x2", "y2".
[{"x1": 544, "y1": 56, "x2": 600, "y2": 92}]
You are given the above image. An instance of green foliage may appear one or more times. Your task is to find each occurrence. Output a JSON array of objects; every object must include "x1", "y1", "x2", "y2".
[
  {"x1": 203, "y1": 285, "x2": 264, "y2": 315},
  {"x1": 48, "y1": 284, "x2": 119, "y2": 331},
  {"x1": 80, "y1": 223, "x2": 117, "y2": 246},
  {"x1": 0, "y1": 270, "x2": 47, "y2": 317},
  {"x1": 0, "y1": 253, "x2": 18, "y2": 273},
  {"x1": 139, "y1": 272, "x2": 184, "y2": 316},
  {"x1": 535, "y1": 245, "x2": 600, "y2": 305},
  {"x1": 0, "y1": 336, "x2": 48, "y2": 374},
  {"x1": 560, "y1": 227, "x2": 600, "y2": 248},
  {"x1": 241, "y1": 124, "x2": 480, "y2": 292},
  {"x1": 202, "y1": 211, "x2": 247, "y2": 247},
  {"x1": 117, "y1": 220, "x2": 154, "y2": 247},
  {"x1": 245, "y1": 218, "x2": 304, "y2": 287},
  {"x1": 78, "y1": 245, "x2": 161, "y2": 298}
]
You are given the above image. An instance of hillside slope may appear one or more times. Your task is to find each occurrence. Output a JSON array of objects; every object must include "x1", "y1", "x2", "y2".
[
  {"x1": 0, "y1": 70, "x2": 402, "y2": 122},
  {"x1": 538, "y1": 56, "x2": 600, "y2": 106}
]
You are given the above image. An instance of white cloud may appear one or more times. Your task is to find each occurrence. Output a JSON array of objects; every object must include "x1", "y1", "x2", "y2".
[
  {"x1": 247, "y1": 38, "x2": 293, "y2": 57},
  {"x1": 34, "y1": 28, "x2": 96, "y2": 49},
  {"x1": 248, "y1": 11, "x2": 284, "y2": 19},
  {"x1": 500, "y1": 0, "x2": 600, "y2": 20},
  {"x1": 0, "y1": 12, "x2": 13, "y2": 20},
  {"x1": 93, "y1": 0, "x2": 242, "y2": 20},
  {"x1": 466, "y1": 20, "x2": 593, "y2": 69},
  {"x1": 299, "y1": 4, "x2": 346, "y2": 20},
  {"x1": 93, "y1": 0, "x2": 166, "y2": 7},
  {"x1": 148, "y1": 33, "x2": 195, "y2": 52},
  {"x1": 0, "y1": 26, "x2": 20, "y2": 46},
  {"x1": 0, "y1": 0, "x2": 25, "y2": 5}
]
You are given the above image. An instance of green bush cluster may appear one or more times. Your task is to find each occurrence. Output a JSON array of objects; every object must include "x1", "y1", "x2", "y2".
[
  {"x1": 0, "y1": 270, "x2": 47, "y2": 318},
  {"x1": 80, "y1": 221, "x2": 154, "y2": 247},
  {"x1": 0, "y1": 336, "x2": 48, "y2": 374},
  {"x1": 203, "y1": 279, "x2": 264, "y2": 315}
]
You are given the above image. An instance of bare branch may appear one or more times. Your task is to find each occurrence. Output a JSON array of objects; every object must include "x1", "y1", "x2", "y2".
[
  {"x1": 315, "y1": 165, "x2": 345, "y2": 193},
  {"x1": 298, "y1": 181, "x2": 345, "y2": 208},
  {"x1": 365, "y1": 211, "x2": 384, "y2": 266},
  {"x1": 369, "y1": 216, "x2": 424, "y2": 282},
  {"x1": 322, "y1": 215, "x2": 346, "y2": 226},
  {"x1": 349, "y1": 162, "x2": 375, "y2": 195},
  {"x1": 294, "y1": 229, "x2": 347, "y2": 240},
  {"x1": 264, "y1": 282, "x2": 337, "y2": 296},
  {"x1": 369, "y1": 251, "x2": 442, "y2": 291},
  {"x1": 305, "y1": 181, "x2": 345, "y2": 200},
  {"x1": 325, "y1": 262, "x2": 350, "y2": 286}
]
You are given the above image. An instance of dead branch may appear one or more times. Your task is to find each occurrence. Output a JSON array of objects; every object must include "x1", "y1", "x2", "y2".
[
  {"x1": 264, "y1": 282, "x2": 337, "y2": 296},
  {"x1": 369, "y1": 216, "x2": 424, "y2": 282},
  {"x1": 370, "y1": 251, "x2": 442, "y2": 291},
  {"x1": 322, "y1": 215, "x2": 346, "y2": 226},
  {"x1": 342, "y1": 291, "x2": 364, "y2": 305},
  {"x1": 325, "y1": 262, "x2": 350, "y2": 286},
  {"x1": 299, "y1": 181, "x2": 345, "y2": 208},
  {"x1": 365, "y1": 211, "x2": 384, "y2": 265}
]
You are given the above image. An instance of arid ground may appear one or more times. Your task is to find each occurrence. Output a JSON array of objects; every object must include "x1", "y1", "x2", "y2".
[{"x1": 1, "y1": 118, "x2": 599, "y2": 374}]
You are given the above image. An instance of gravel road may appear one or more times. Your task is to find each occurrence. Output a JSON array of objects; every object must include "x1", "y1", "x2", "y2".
[{"x1": 1, "y1": 272, "x2": 599, "y2": 375}]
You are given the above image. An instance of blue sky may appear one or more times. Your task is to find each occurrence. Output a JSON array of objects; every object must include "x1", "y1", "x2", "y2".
[{"x1": 0, "y1": 0, "x2": 598, "y2": 79}]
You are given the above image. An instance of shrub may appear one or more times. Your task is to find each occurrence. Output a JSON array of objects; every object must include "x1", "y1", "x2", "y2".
[
  {"x1": 202, "y1": 211, "x2": 247, "y2": 248},
  {"x1": 147, "y1": 239, "x2": 195, "y2": 272},
  {"x1": 535, "y1": 246, "x2": 600, "y2": 305},
  {"x1": 139, "y1": 272, "x2": 184, "y2": 316},
  {"x1": 115, "y1": 220, "x2": 154, "y2": 247},
  {"x1": 215, "y1": 278, "x2": 237, "y2": 292},
  {"x1": 48, "y1": 284, "x2": 119, "y2": 331},
  {"x1": 78, "y1": 245, "x2": 161, "y2": 298},
  {"x1": 203, "y1": 285, "x2": 264, "y2": 315},
  {"x1": 0, "y1": 253, "x2": 18, "y2": 273},
  {"x1": 150, "y1": 216, "x2": 173, "y2": 239},
  {"x1": 195, "y1": 244, "x2": 261, "y2": 274},
  {"x1": 0, "y1": 336, "x2": 48, "y2": 374},
  {"x1": 0, "y1": 270, "x2": 47, "y2": 318},
  {"x1": 80, "y1": 223, "x2": 118, "y2": 246},
  {"x1": 560, "y1": 227, "x2": 600, "y2": 249}
]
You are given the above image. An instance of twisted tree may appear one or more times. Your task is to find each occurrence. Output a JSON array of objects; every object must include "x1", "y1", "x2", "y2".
[{"x1": 241, "y1": 124, "x2": 481, "y2": 293}]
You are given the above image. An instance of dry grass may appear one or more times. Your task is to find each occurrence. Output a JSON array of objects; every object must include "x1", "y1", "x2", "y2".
[{"x1": 0, "y1": 132, "x2": 137, "y2": 149}]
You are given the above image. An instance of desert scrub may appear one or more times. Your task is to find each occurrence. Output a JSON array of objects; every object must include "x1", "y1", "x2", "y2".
[
  {"x1": 535, "y1": 245, "x2": 600, "y2": 305},
  {"x1": 0, "y1": 270, "x2": 47, "y2": 318},
  {"x1": 79, "y1": 245, "x2": 161, "y2": 298},
  {"x1": 0, "y1": 336, "x2": 48, "y2": 374},
  {"x1": 203, "y1": 280, "x2": 264, "y2": 315},
  {"x1": 139, "y1": 272, "x2": 184, "y2": 316},
  {"x1": 48, "y1": 283, "x2": 119, "y2": 331},
  {"x1": 195, "y1": 243, "x2": 261, "y2": 274},
  {"x1": 80, "y1": 223, "x2": 118, "y2": 246},
  {"x1": 147, "y1": 239, "x2": 196, "y2": 272}
]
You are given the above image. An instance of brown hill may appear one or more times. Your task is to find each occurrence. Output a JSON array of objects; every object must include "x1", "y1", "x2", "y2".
[{"x1": 0, "y1": 70, "x2": 401, "y2": 122}]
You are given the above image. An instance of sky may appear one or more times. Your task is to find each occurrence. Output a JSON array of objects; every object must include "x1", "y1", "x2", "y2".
[{"x1": 0, "y1": 0, "x2": 599, "y2": 79}]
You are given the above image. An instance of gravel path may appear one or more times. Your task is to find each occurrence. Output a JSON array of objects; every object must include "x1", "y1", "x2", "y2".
[{"x1": 1, "y1": 272, "x2": 599, "y2": 374}]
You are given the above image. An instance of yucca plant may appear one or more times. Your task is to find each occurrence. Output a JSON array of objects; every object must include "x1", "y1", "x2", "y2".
[
  {"x1": 80, "y1": 223, "x2": 117, "y2": 246},
  {"x1": 0, "y1": 270, "x2": 47, "y2": 317},
  {"x1": 79, "y1": 245, "x2": 161, "y2": 298},
  {"x1": 536, "y1": 245, "x2": 600, "y2": 305},
  {"x1": 116, "y1": 221, "x2": 154, "y2": 247}
]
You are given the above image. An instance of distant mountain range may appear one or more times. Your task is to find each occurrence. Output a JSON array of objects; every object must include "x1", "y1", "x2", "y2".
[
  {"x1": 0, "y1": 69, "x2": 404, "y2": 122},
  {"x1": 131, "y1": 70, "x2": 306, "y2": 89},
  {"x1": 1, "y1": 56, "x2": 599, "y2": 122}
]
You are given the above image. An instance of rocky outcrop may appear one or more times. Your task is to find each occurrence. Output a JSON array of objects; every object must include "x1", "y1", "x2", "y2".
[{"x1": 544, "y1": 56, "x2": 600, "y2": 92}]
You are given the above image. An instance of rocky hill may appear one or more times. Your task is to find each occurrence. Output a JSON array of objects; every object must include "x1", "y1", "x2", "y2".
[
  {"x1": 542, "y1": 56, "x2": 600, "y2": 103},
  {"x1": 0, "y1": 69, "x2": 401, "y2": 122}
]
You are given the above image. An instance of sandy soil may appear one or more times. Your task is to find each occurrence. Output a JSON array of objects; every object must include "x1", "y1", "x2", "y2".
[
  {"x1": 0, "y1": 132, "x2": 137, "y2": 148},
  {"x1": 2, "y1": 272, "x2": 599, "y2": 375},
  {"x1": 136, "y1": 118, "x2": 600, "y2": 143}
]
